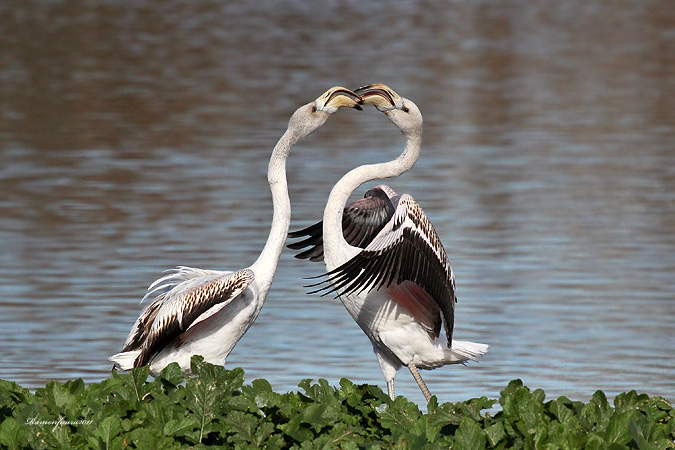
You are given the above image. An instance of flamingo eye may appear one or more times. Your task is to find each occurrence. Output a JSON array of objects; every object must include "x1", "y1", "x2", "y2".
[
  {"x1": 312, "y1": 106, "x2": 317, "y2": 113},
  {"x1": 402, "y1": 106, "x2": 410, "y2": 113}
]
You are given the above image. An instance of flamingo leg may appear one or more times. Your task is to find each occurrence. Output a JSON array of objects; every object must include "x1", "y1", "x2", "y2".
[
  {"x1": 407, "y1": 362, "x2": 432, "y2": 402},
  {"x1": 386, "y1": 380, "x2": 395, "y2": 400}
]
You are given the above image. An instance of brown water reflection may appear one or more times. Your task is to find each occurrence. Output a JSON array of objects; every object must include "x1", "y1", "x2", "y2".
[{"x1": 1, "y1": 1, "x2": 673, "y2": 404}]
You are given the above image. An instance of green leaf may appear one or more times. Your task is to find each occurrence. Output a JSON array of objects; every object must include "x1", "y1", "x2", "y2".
[
  {"x1": 282, "y1": 414, "x2": 314, "y2": 443},
  {"x1": 47, "y1": 422, "x2": 76, "y2": 449},
  {"x1": 105, "y1": 365, "x2": 156, "y2": 407},
  {"x1": 251, "y1": 378, "x2": 273, "y2": 394},
  {"x1": 0, "y1": 380, "x2": 30, "y2": 421},
  {"x1": 500, "y1": 379, "x2": 524, "y2": 396},
  {"x1": 428, "y1": 402, "x2": 463, "y2": 427},
  {"x1": 604, "y1": 411, "x2": 633, "y2": 446},
  {"x1": 184, "y1": 374, "x2": 219, "y2": 443},
  {"x1": 253, "y1": 421, "x2": 276, "y2": 446},
  {"x1": 585, "y1": 434, "x2": 607, "y2": 450},
  {"x1": 0, "y1": 417, "x2": 26, "y2": 450},
  {"x1": 643, "y1": 396, "x2": 671, "y2": 423},
  {"x1": 163, "y1": 416, "x2": 199, "y2": 438},
  {"x1": 614, "y1": 390, "x2": 649, "y2": 414},
  {"x1": 485, "y1": 422, "x2": 506, "y2": 447},
  {"x1": 158, "y1": 362, "x2": 183, "y2": 390},
  {"x1": 92, "y1": 415, "x2": 122, "y2": 450},
  {"x1": 129, "y1": 365, "x2": 151, "y2": 402},
  {"x1": 500, "y1": 381, "x2": 546, "y2": 437},
  {"x1": 549, "y1": 399, "x2": 573, "y2": 424},
  {"x1": 592, "y1": 390, "x2": 611, "y2": 412},
  {"x1": 454, "y1": 417, "x2": 486, "y2": 450},
  {"x1": 628, "y1": 414, "x2": 659, "y2": 450},
  {"x1": 224, "y1": 410, "x2": 267, "y2": 445},
  {"x1": 240, "y1": 378, "x2": 283, "y2": 415},
  {"x1": 465, "y1": 397, "x2": 496, "y2": 420},
  {"x1": 129, "y1": 427, "x2": 180, "y2": 450},
  {"x1": 581, "y1": 402, "x2": 602, "y2": 430},
  {"x1": 100, "y1": 415, "x2": 122, "y2": 436},
  {"x1": 0, "y1": 374, "x2": 673, "y2": 449},
  {"x1": 299, "y1": 378, "x2": 338, "y2": 402},
  {"x1": 40, "y1": 379, "x2": 85, "y2": 419},
  {"x1": 303, "y1": 403, "x2": 341, "y2": 432}
]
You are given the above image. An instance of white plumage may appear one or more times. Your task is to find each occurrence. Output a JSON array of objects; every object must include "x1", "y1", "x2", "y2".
[
  {"x1": 289, "y1": 84, "x2": 488, "y2": 401},
  {"x1": 111, "y1": 87, "x2": 363, "y2": 376}
]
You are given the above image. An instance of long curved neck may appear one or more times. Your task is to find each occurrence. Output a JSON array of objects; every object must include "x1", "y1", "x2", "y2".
[
  {"x1": 250, "y1": 128, "x2": 297, "y2": 292},
  {"x1": 323, "y1": 130, "x2": 422, "y2": 270}
]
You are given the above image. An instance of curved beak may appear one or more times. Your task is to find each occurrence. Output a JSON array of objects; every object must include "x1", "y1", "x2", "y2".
[
  {"x1": 314, "y1": 86, "x2": 364, "y2": 114},
  {"x1": 354, "y1": 83, "x2": 405, "y2": 112}
]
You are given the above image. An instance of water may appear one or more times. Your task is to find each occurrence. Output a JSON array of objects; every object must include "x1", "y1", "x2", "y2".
[{"x1": 1, "y1": 1, "x2": 673, "y2": 406}]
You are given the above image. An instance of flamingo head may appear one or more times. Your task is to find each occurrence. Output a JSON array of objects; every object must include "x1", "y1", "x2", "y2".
[
  {"x1": 354, "y1": 83, "x2": 407, "y2": 112},
  {"x1": 288, "y1": 87, "x2": 362, "y2": 139},
  {"x1": 355, "y1": 83, "x2": 422, "y2": 134}
]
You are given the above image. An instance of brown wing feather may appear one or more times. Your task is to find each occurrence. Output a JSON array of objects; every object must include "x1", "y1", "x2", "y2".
[
  {"x1": 120, "y1": 299, "x2": 163, "y2": 353},
  {"x1": 313, "y1": 195, "x2": 456, "y2": 346},
  {"x1": 132, "y1": 268, "x2": 254, "y2": 367},
  {"x1": 288, "y1": 185, "x2": 397, "y2": 262}
]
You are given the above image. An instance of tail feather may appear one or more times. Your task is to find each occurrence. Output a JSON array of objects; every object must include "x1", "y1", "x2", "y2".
[
  {"x1": 445, "y1": 340, "x2": 488, "y2": 363},
  {"x1": 109, "y1": 350, "x2": 141, "y2": 371}
]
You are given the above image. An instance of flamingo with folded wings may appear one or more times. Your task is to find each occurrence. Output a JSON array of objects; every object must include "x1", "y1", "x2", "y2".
[{"x1": 110, "y1": 87, "x2": 363, "y2": 375}]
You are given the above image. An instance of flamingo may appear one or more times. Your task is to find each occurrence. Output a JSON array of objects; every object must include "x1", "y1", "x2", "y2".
[
  {"x1": 110, "y1": 87, "x2": 363, "y2": 375},
  {"x1": 288, "y1": 84, "x2": 488, "y2": 401}
]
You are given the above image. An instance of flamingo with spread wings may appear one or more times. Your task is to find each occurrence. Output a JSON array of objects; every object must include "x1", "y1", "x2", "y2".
[{"x1": 289, "y1": 84, "x2": 487, "y2": 401}]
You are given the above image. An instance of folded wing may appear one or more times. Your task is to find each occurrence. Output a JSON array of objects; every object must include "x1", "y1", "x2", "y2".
[{"x1": 120, "y1": 267, "x2": 255, "y2": 367}]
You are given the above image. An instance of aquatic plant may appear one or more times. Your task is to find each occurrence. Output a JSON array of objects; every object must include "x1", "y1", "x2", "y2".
[{"x1": 1, "y1": 356, "x2": 672, "y2": 449}]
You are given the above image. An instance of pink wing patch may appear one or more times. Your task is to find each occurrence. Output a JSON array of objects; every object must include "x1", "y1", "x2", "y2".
[{"x1": 383, "y1": 280, "x2": 441, "y2": 339}]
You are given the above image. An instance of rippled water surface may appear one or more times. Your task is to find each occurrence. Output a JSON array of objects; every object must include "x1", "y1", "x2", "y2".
[{"x1": 1, "y1": 1, "x2": 673, "y2": 405}]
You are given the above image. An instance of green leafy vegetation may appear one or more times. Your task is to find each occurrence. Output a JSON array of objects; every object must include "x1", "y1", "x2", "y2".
[{"x1": 1, "y1": 357, "x2": 672, "y2": 449}]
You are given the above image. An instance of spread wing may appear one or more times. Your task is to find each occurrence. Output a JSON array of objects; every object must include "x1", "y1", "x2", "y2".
[
  {"x1": 120, "y1": 266, "x2": 255, "y2": 367},
  {"x1": 310, "y1": 194, "x2": 456, "y2": 346},
  {"x1": 288, "y1": 184, "x2": 398, "y2": 262}
]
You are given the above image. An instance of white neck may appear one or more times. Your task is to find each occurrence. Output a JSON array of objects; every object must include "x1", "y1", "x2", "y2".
[
  {"x1": 322, "y1": 131, "x2": 422, "y2": 271},
  {"x1": 249, "y1": 128, "x2": 297, "y2": 293}
]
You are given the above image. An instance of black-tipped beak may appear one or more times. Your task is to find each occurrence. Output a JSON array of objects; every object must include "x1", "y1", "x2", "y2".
[
  {"x1": 354, "y1": 85, "x2": 396, "y2": 108},
  {"x1": 315, "y1": 86, "x2": 364, "y2": 113},
  {"x1": 326, "y1": 88, "x2": 364, "y2": 109}
]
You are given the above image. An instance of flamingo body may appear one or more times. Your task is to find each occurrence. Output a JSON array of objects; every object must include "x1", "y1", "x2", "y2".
[
  {"x1": 290, "y1": 84, "x2": 487, "y2": 400},
  {"x1": 111, "y1": 87, "x2": 363, "y2": 376}
]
